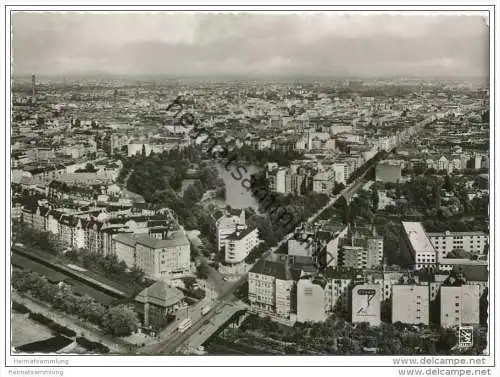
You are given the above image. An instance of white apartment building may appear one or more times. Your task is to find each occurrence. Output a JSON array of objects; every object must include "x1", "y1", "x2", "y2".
[
  {"x1": 216, "y1": 209, "x2": 246, "y2": 251},
  {"x1": 427, "y1": 231, "x2": 488, "y2": 259},
  {"x1": 332, "y1": 163, "x2": 348, "y2": 185},
  {"x1": 401, "y1": 222, "x2": 437, "y2": 270},
  {"x1": 392, "y1": 284, "x2": 430, "y2": 325},
  {"x1": 268, "y1": 166, "x2": 290, "y2": 194},
  {"x1": 440, "y1": 285, "x2": 481, "y2": 328},
  {"x1": 322, "y1": 225, "x2": 349, "y2": 269},
  {"x1": 224, "y1": 226, "x2": 259, "y2": 264}
]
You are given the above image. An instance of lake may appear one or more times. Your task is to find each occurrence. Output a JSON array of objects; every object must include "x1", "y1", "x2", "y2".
[
  {"x1": 216, "y1": 163, "x2": 260, "y2": 211},
  {"x1": 181, "y1": 163, "x2": 261, "y2": 211}
]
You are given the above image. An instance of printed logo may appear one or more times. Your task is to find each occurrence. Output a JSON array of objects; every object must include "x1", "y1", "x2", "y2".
[{"x1": 458, "y1": 326, "x2": 474, "y2": 348}]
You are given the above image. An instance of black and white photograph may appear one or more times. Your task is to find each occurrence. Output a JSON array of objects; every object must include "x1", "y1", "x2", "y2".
[{"x1": 2, "y1": 2, "x2": 498, "y2": 375}]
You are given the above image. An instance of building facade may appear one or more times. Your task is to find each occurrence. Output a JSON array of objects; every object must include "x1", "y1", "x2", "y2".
[
  {"x1": 216, "y1": 209, "x2": 246, "y2": 251},
  {"x1": 392, "y1": 284, "x2": 430, "y2": 325},
  {"x1": 428, "y1": 231, "x2": 488, "y2": 259},
  {"x1": 440, "y1": 285, "x2": 481, "y2": 328},
  {"x1": 224, "y1": 226, "x2": 259, "y2": 264},
  {"x1": 400, "y1": 222, "x2": 437, "y2": 270},
  {"x1": 296, "y1": 278, "x2": 327, "y2": 323},
  {"x1": 351, "y1": 284, "x2": 381, "y2": 326}
]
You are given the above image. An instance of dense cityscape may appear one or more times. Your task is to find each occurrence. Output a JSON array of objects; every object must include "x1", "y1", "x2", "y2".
[
  {"x1": 7, "y1": 9, "x2": 493, "y2": 362},
  {"x1": 10, "y1": 74, "x2": 489, "y2": 356}
]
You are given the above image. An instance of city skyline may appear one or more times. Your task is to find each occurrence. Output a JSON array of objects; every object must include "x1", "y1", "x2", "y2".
[{"x1": 12, "y1": 13, "x2": 489, "y2": 79}]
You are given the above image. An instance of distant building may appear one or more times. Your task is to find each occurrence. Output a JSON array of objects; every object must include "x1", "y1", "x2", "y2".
[
  {"x1": 333, "y1": 163, "x2": 348, "y2": 185},
  {"x1": 373, "y1": 271, "x2": 405, "y2": 302},
  {"x1": 376, "y1": 160, "x2": 403, "y2": 183},
  {"x1": 440, "y1": 285, "x2": 480, "y2": 328},
  {"x1": 351, "y1": 284, "x2": 381, "y2": 326},
  {"x1": 268, "y1": 166, "x2": 290, "y2": 194},
  {"x1": 392, "y1": 284, "x2": 429, "y2": 325},
  {"x1": 474, "y1": 154, "x2": 483, "y2": 170},
  {"x1": 31, "y1": 74, "x2": 36, "y2": 103}
]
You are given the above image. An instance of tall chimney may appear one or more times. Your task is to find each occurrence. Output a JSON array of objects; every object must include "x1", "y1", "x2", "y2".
[{"x1": 31, "y1": 74, "x2": 36, "y2": 103}]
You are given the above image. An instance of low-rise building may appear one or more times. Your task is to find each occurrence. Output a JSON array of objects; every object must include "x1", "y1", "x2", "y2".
[{"x1": 135, "y1": 281, "x2": 184, "y2": 328}]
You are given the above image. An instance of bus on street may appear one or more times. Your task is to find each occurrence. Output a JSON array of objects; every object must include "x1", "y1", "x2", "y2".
[{"x1": 178, "y1": 318, "x2": 192, "y2": 333}]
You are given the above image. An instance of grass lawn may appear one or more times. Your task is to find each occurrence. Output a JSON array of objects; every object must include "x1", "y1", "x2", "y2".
[{"x1": 11, "y1": 312, "x2": 53, "y2": 349}]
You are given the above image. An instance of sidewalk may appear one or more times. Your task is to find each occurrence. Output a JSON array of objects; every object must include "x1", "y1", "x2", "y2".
[{"x1": 12, "y1": 291, "x2": 129, "y2": 354}]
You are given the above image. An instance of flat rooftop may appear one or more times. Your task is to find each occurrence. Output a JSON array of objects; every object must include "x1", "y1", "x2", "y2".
[{"x1": 402, "y1": 221, "x2": 436, "y2": 255}]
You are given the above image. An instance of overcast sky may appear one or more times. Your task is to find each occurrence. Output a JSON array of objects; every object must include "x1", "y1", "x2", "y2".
[{"x1": 11, "y1": 12, "x2": 489, "y2": 78}]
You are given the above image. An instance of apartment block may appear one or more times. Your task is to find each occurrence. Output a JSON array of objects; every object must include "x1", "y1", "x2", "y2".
[
  {"x1": 440, "y1": 285, "x2": 481, "y2": 328},
  {"x1": 297, "y1": 277, "x2": 327, "y2": 323},
  {"x1": 392, "y1": 284, "x2": 430, "y2": 325},
  {"x1": 312, "y1": 170, "x2": 335, "y2": 194},
  {"x1": 428, "y1": 230, "x2": 488, "y2": 259},
  {"x1": 216, "y1": 208, "x2": 245, "y2": 251},
  {"x1": 224, "y1": 226, "x2": 259, "y2": 264},
  {"x1": 113, "y1": 229, "x2": 190, "y2": 281}
]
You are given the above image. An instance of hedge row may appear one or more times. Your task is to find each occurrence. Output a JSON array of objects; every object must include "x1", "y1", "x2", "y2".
[
  {"x1": 76, "y1": 337, "x2": 109, "y2": 353},
  {"x1": 28, "y1": 312, "x2": 77, "y2": 337},
  {"x1": 12, "y1": 301, "x2": 31, "y2": 314}
]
